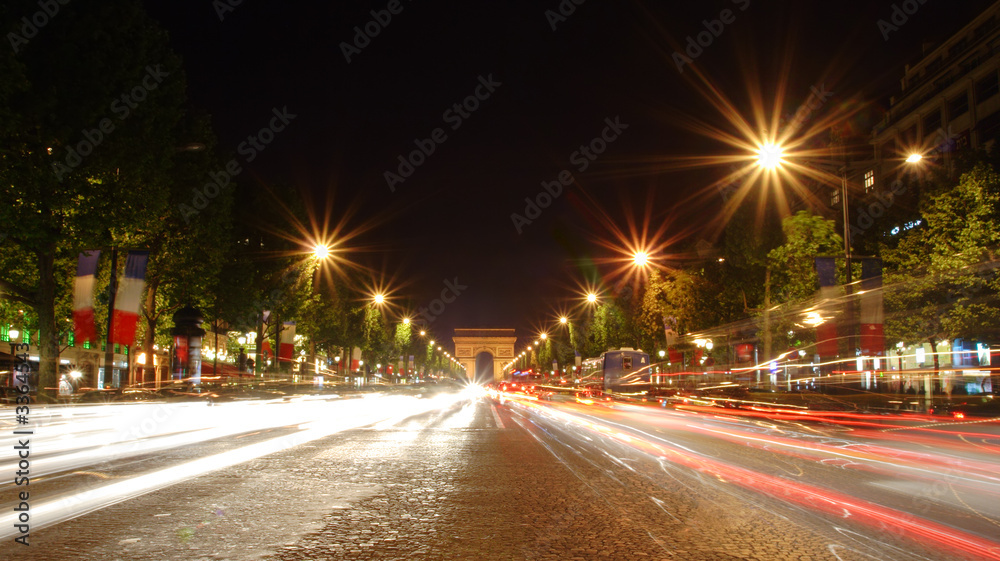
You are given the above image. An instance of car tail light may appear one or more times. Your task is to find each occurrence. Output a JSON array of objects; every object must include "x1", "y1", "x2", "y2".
[{"x1": 954, "y1": 412, "x2": 965, "y2": 419}]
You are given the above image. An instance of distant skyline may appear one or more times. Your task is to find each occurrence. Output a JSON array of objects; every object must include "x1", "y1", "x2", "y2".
[{"x1": 143, "y1": 0, "x2": 995, "y2": 346}]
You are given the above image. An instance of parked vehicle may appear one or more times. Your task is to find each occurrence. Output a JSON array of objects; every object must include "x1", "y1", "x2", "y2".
[{"x1": 931, "y1": 397, "x2": 1000, "y2": 419}]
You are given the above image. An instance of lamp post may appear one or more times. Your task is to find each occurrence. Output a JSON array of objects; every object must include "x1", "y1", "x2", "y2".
[
  {"x1": 238, "y1": 335, "x2": 248, "y2": 381},
  {"x1": 307, "y1": 243, "x2": 331, "y2": 379},
  {"x1": 9, "y1": 328, "x2": 20, "y2": 389},
  {"x1": 754, "y1": 145, "x2": 922, "y2": 360},
  {"x1": 171, "y1": 306, "x2": 206, "y2": 385}
]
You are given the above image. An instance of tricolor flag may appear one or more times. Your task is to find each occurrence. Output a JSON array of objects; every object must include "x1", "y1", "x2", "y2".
[
  {"x1": 814, "y1": 257, "x2": 839, "y2": 359},
  {"x1": 279, "y1": 321, "x2": 296, "y2": 362},
  {"x1": 110, "y1": 251, "x2": 149, "y2": 348},
  {"x1": 73, "y1": 251, "x2": 101, "y2": 344},
  {"x1": 668, "y1": 347, "x2": 682, "y2": 363},
  {"x1": 860, "y1": 258, "x2": 885, "y2": 356}
]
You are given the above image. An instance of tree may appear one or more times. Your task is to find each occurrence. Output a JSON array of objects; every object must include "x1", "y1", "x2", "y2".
[
  {"x1": 586, "y1": 300, "x2": 629, "y2": 356},
  {"x1": 214, "y1": 183, "x2": 313, "y2": 376},
  {"x1": 137, "y1": 115, "x2": 232, "y2": 385},
  {"x1": 767, "y1": 211, "x2": 844, "y2": 303},
  {"x1": 298, "y1": 278, "x2": 364, "y2": 365},
  {"x1": 883, "y1": 163, "x2": 1000, "y2": 352},
  {"x1": 362, "y1": 304, "x2": 391, "y2": 374},
  {"x1": 0, "y1": 0, "x2": 189, "y2": 396},
  {"x1": 763, "y1": 211, "x2": 843, "y2": 353},
  {"x1": 637, "y1": 269, "x2": 702, "y2": 353},
  {"x1": 712, "y1": 198, "x2": 784, "y2": 324}
]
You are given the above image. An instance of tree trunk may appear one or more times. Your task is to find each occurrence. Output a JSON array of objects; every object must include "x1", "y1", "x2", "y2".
[
  {"x1": 142, "y1": 276, "x2": 160, "y2": 387},
  {"x1": 255, "y1": 319, "x2": 264, "y2": 379},
  {"x1": 273, "y1": 313, "x2": 282, "y2": 376},
  {"x1": 35, "y1": 247, "x2": 59, "y2": 399},
  {"x1": 926, "y1": 336, "x2": 939, "y2": 412},
  {"x1": 763, "y1": 267, "x2": 772, "y2": 389}
]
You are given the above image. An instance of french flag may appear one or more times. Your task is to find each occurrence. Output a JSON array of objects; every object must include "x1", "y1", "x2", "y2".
[
  {"x1": 279, "y1": 321, "x2": 296, "y2": 362},
  {"x1": 814, "y1": 257, "x2": 839, "y2": 359},
  {"x1": 73, "y1": 251, "x2": 101, "y2": 344},
  {"x1": 110, "y1": 251, "x2": 150, "y2": 348},
  {"x1": 859, "y1": 258, "x2": 885, "y2": 356}
]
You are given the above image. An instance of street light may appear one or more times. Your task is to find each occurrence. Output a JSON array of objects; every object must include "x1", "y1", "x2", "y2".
[
  {"x1": 312, "y1": 244, "x2": 331, "y2": 260},
  {"x1": 632, "y1": 251, "x2": 649, "y2": 267},
  {"x1": 756, "y1": 142, "x2": 784, "y2": 169}
]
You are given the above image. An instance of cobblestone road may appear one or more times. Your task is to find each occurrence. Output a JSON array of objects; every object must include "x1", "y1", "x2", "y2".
[{"x1": 3, "y1": 395, "x2": 973, "y2": 561}]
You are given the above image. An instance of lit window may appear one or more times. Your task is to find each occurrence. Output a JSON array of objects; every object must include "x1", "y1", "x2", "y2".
[{"x1": 863, "y1": 170, "x2": 875, "y2": 192}]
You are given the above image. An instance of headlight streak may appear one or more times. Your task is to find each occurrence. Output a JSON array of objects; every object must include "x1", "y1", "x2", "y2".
[
  {"x1": 514, "y1": 399, "x2": 1000, "y2": 560},
  {"x1": 0, "y1": 401, "x2": 329, "y2": 482},
  {"x1": 669, "y1": 402, "x2": 1000, "y2": 446},
  {"x1": 690, "y1": 425, "x2": 1000, "y2": 486},
  {"x1": 0, "y1": 392, "x2": 471, "y2": 540},
  {"x1": 828, "y1": 527, "x2": 941, "y2": 561}
]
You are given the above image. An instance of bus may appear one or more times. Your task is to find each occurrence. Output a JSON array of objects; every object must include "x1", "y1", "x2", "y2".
[{"x1": 578, "y1": 348, "x2": 651, "y2": 393}]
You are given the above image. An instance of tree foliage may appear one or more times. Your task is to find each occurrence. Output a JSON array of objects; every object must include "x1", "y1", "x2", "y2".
[{"x1": 883, "y1": 163, "x2": 1000, "y2": 345}]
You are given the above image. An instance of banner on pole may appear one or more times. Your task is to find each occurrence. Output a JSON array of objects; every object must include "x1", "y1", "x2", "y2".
[
  {"x1": 111, "y1": 251, "x2": 149, "y2": 348},
  {"x1": 279, "y1": 321, "x2": 296, "y2": 362},
  {"x1": 73, "y1": 251, "x2": 101, "y2": 345},
  {"x1": 814, "y1": 257, "x2": 839, "y2": 358},
  {"x1": 860, "y1": 258, "x2": 885, "y2": 356}
]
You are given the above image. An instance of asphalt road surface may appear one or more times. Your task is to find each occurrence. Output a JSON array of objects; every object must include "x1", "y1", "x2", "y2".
[{"x1": 2, "y1": 389, "x2": 999, "y2": 560}]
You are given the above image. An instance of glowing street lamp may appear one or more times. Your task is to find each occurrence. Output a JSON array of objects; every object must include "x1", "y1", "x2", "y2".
[
  {"x1": 905, "y1": 153, "x2": 923, "y2": 164},
  {"x1": 402, "y1": 317, "x2": 410, "y2": 325},
  {"x1": 756, "y1": 142, "x2": 784, "y2": 169},
  {"x1": 559, "y1": 316, "x2": 568, "y2": 325},
  {"x1": 372, "y1": 293, "x2": 385, "y2": 305},
  {"x1": 632, "y1": 251, "x2": 649, "y2": 267},
  {"x1": 313, "y1": 244, "x2": 331, "y2": 260},
  {"x1": 586, "y1": 293, "x2": 597, "y2": 304}
]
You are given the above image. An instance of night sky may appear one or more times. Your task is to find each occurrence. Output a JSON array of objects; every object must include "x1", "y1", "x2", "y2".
[{"x1": 142, "y1": 0, "x2": 994, "y2": 346}]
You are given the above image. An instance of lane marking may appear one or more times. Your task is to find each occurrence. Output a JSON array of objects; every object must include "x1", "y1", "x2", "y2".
[{"x1": 490, "y1": 404, "x2": 505, "y2": 429}]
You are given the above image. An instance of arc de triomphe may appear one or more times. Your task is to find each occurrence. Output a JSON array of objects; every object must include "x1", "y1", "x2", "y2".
[{"x1": 453, "y1": 328, "x2": 516, "y2": 382}]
